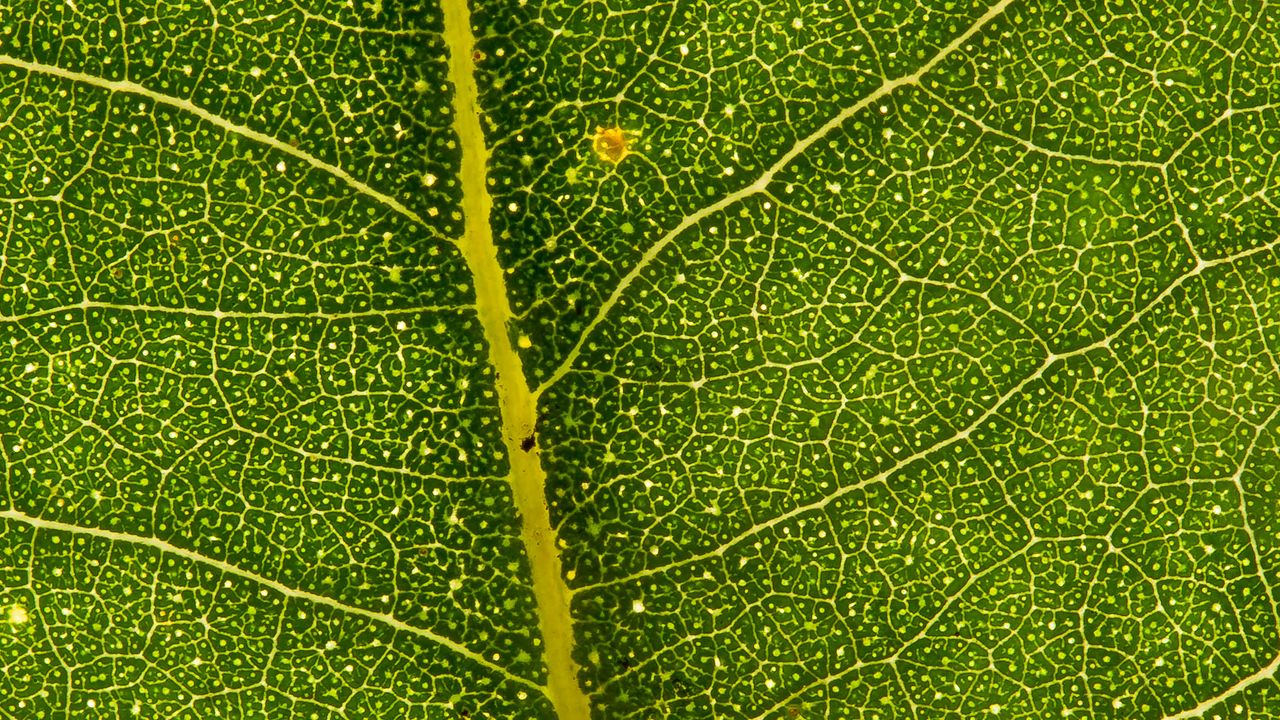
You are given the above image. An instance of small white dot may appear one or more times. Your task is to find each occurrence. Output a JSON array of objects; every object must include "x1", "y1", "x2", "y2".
[{"x1": 7, "y1": 605, "x2": 28, "y2": 624}]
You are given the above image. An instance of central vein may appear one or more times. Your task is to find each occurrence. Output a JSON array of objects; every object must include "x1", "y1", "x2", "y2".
[{"x1": 438, "y1": 1, "x2": 591, "y2": 718}]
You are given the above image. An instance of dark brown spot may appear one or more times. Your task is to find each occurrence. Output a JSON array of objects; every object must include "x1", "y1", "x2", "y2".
[{"x1": 520, "y1": 434, "x2": 536, "y2": 452}]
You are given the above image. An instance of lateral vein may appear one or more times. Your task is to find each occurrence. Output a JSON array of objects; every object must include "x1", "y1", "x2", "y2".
[
  {"x1": 0, "y1": 509, "x2": 540, "y2": 691},
  {"x1": 577, "y1": 236, "x2": 1280, "y2": 594},
  {"x1": 0, "y1": 54, "x2": 428, "y2": 230},
  {"x1": 535, "y1": 0, "x2": 1017, "y2": 397}
]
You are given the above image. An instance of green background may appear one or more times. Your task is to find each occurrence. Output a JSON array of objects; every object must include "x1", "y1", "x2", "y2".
[{"x1": 4, "y1": 0, "x2": 1280, "y2": 718}]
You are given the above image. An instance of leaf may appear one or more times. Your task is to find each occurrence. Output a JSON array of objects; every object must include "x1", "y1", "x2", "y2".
[{"x1": 2, "y1": 0, "x2": 1280, "y2": 718}]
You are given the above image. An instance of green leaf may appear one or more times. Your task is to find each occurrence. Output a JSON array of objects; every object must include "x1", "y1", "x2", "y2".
[{"x1": 3, "y1": 0, "x2": 1280, "y2": 718}]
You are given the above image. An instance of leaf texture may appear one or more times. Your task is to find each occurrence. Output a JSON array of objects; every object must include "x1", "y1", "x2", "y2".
[{"x1": 4, "y1": 0, "x2": 1280, "y2": 718}]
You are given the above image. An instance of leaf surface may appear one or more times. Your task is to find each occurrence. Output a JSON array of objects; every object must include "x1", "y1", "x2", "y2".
[{"x1": 4, "y1": 0, "x2": 1280, "y2": 718}]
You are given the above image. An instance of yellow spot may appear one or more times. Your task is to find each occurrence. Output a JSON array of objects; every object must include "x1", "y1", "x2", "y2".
[
  {"x1": 593, "y1": 126, "x2": 633, "y2": 165},
  {"x1": 387, "y1": 266, "x2": 403, "y2": 283},
  {"x1": 7, "y1": 604, "x2": 28, "y2": 624},
  {"x1": 517, "y1": 335, "x2": 532, "y2": 349}
]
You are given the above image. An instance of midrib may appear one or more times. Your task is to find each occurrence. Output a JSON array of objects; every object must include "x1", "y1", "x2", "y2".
[{"x1": 438, "y1": 2, "x2": 591, "y2": 719}]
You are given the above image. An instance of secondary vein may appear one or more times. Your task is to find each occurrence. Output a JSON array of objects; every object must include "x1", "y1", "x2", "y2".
[
  {"x1": 0, "y1": 54, "x2": 428, "y2": 231},
  {"x1": 0, "y1": 508, "x2": 540, "y2": 692},
  {"x1": 534, "y1": 0, "x2": 1017, "y2": 397}
]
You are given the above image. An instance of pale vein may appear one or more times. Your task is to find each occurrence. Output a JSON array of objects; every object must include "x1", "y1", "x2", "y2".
[
  {"x1": 0, "y1": 300, "x2": 471, "y2": 323},
  {"x1": 535, "y1": 0, "x2": 1017, "y2": 397},
  {"x1": 1160, "y1": 652, "x2": 1280, "y2": 720},
  {"x1": 576, "y1": 237, "x2": 1280, "y2": 593},
  {"x1": 0, "y1": 54, "x2": 428, "y2": 230},
  {"x1": 0, "y1": 508, "x2": 542, "y2": 692}
]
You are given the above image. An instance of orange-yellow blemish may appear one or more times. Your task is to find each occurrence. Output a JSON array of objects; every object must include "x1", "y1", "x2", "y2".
[{"x1": 593, "y1": 126, "x2": 632, "y2": 165}]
